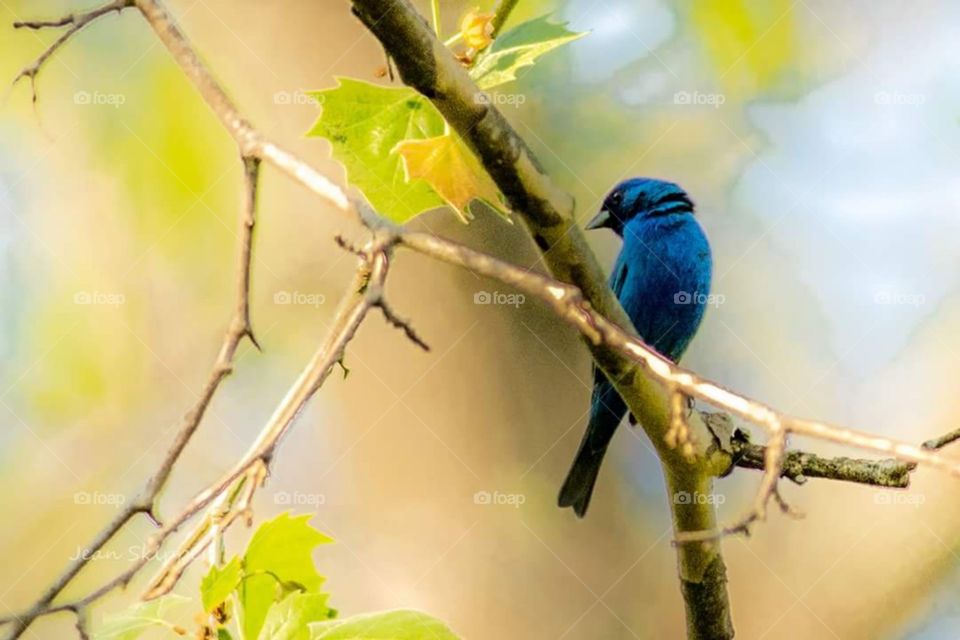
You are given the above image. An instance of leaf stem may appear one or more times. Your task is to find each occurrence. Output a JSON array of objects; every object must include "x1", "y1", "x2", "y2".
[{"x1": 491, "y1": 0, "x2": 520, "y2": 37}]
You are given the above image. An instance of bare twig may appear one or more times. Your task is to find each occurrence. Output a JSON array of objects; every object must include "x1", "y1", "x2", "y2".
[
  {"x1": 1, "y1": 239, "x2": 395, "y2": 635},
  {"x1": 733, "y1": 441, "x2": 914, "y2": 488},
  {"x1": 0, "y1": 152, "x2": 262, "y2": 639},
  {"x1": 139, "y1": 235, "x2": 428, "y2": 602},
  {"x1": 12, "y1": 0, "x2": 134, "y2": 103},
  {"x1": 677, "y1": 430, "x2": 798, "y2": 543},
  {"x1": 923, "y1": 427, "x2": 960, "y2": 451},
  {"x1": 375, "y1": 299, "x2": 430, "y2": 352},
  {"x1": 132, "y1": 0, "x2": 351, "y2": 212}
]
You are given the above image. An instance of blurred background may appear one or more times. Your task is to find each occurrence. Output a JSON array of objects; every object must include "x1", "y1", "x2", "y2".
[{"x1": 2, "y1": 0, "x2": 960, "y2": 637}]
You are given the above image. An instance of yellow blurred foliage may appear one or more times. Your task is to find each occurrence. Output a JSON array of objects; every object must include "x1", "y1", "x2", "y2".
[{"x1": 685, "y1": 0, "x2": 798, "y2": 97}]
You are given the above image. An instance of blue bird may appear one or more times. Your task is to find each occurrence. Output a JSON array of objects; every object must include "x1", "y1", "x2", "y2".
[{"x1": 559, "y1": 178, "x2": 713, "y2": 517}]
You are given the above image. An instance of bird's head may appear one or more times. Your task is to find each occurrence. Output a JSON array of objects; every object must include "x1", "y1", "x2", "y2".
[{"x1": 585, "y1": 178, "x2": 695, "y2": 236}]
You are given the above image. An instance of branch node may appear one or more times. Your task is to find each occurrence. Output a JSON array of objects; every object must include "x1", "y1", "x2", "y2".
[
  {"x1": 144, "y1": 507, "x2": 163, "y2": 529},
  {"x1": 71, "y1": 606, "x2": 90, "y2": 640},
  {"x1": 244, "y1": 325, "x2": 261, "y2": 352}
]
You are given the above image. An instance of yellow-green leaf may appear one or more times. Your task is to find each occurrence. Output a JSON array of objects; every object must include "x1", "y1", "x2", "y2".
[
  {"x1": 306, "y1": 78, "x2": 445, "y2": 223},
  {"x1": 470, "y1": 15, "x2": 587, "y2": 90},
  {"x1": 92, "y1": 594, "x2": 189, "y2": 640},
  {"x1": 395, "y1": 133, "x2": 508, "y2": 223},
  {"x1": 239, "y1": 514, "x2": 333, "y2": 640},
  {"x1": 201, "y1": 556, "x2": 243, "y2": 612},
  {"x1": 309, "y1": 609, "x2": 460, "y2": 640},
  {"x1": 259, "y1": 593, "x2": 333, "y2": 640}
]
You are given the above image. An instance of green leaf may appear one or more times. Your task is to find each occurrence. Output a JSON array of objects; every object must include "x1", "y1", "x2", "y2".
[
  {"x1": 239, "y1": 574, "x2": 277, "y2": 640},
  {"x1": 201, "y1": 556, "x2": 243, "y2": 612},
  {"x1": 309, "y1": 609, "x2": 460, "y2": 640},
  {"x1": 470, "y1": 15, "x2": 587, "y2": 90},
  {"x1": 307, "y1": 78, "x2": 446, "y2": 223},
  {"x1": 91, "y1": 594, "x2": 189, "y2": 640},
  {"x1": 258, "y1": 593, "x2": 332, "y2": 640},
  {"x1": 239, "y1": 513, "x2": 333, "y2": 640},
  {"x1": 395, "y1": 133, "x2": 509, "y2": 223}
]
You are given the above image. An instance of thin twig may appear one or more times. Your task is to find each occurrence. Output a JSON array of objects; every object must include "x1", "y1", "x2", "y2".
[
  {"x1": 12, "y1": 0, "x2": 134, "y2": 104},
  {"x1": 0, "y1": 154, "x2": 262, "y2": 640},
  {"x1": 375, "y1": 300, "x2": 430, "y2": 352},
  {"x1": 923, "y1": 427, "x2": 960, "y2": 451},
  {"x1": 133, "y1": 0, "x2": 350, "y2": 212},
  {"x1": 677, "y1": 430, "x2": 797, "y2": 543},
  {"x1": 1, "y1": 243, "x2": 392, "y2": 634},
  {"x1": 734, "y1": 441, "x2": 914, "y2": 488}
]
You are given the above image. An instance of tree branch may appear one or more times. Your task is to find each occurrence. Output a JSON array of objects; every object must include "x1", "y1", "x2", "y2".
[
  {"x1": 138, "y1": 235, "x2": 426, "y2": 602},
  {"x1": 0, "y1": 234, "x2": 406, "y2": 636},
  {"x1": 343, "y1": 15, "x2": 729, "y2": 633},
  {"x1": 10, "y1": 1, "x2": 960, "y2": 638},
  {"x1": 0, "y1": 151, "x2": 262, "y2": 640},
  {"x1": 12, "y1": 0, "x2": 134, "y2": 104},
  {"x1": 734, "y1": 441, "x2": 914, "y2": 488},
  {"x1": 131, "y1": 0, "x2": 351, "y2": 212},
  {"x1": 923, "y1": 427, "x2": 960, "y2": 451},
  {"x1": 393, "y1": 230, "x2": 960, "y2": 477}
]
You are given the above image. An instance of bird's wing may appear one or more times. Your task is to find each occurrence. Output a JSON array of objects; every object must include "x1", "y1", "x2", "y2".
[
  {"x1": 592, "y1": 252, "x2": 631, "y2": 388},
  {"x1": 618, "y1": 218, "x2": 712, "y2": 362},
  {"x1": 610, "y1": 251, "x2": 630, "y2": 298}
]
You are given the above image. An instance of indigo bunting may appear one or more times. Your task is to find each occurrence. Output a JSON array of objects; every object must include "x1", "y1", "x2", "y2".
[{"x1": 558, "y1": 178, "x2": 713, "y2": 517}]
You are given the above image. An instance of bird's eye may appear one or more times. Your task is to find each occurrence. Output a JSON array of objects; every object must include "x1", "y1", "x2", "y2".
[{"x1": 609, "y1": 191, "x2": 623, "y2": 209}]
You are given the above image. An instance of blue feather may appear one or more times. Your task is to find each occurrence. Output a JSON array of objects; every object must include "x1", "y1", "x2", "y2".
[{"x1": 559, "y1": 178, "x2": 712, "y2": 517}]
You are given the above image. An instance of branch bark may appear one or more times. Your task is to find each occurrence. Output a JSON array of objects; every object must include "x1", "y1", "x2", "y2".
[
  {"x1": 347, "y1": 3, "x2": 731, "y2": 632},
  {"x1": 734, "y1": 441, "x2": 913, "y2": 488}
]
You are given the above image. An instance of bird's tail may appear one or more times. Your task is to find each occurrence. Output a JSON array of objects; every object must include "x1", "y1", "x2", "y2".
[{"x1": 558, "y1": 433, "x2": 610, "y2": 518}]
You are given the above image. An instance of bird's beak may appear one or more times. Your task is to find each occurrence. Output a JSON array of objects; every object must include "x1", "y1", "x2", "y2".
[{"x1": 585, "y1": 208, "x2": 612, "y2": 230}]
